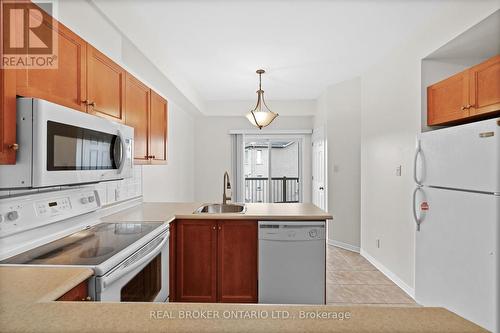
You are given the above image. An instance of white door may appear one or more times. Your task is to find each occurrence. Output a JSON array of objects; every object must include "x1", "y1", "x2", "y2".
[
  {"x1": 312, "y1": 139, "x2": 326, "y2": 210},
  {"x1": 416, "y1": 117, "x2": 499, "y2": 192},
  {"x1": 415, "y1": 186, "x2": 498, "y2": 332}
]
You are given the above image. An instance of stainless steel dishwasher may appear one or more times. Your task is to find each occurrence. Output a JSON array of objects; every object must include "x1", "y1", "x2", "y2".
[{"x1": 258, "y1": 221, "x2": 326, "y2": 304}]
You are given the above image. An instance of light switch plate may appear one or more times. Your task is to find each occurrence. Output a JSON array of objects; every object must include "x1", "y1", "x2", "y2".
[{"x1": 396, "y1": 165, "x2": 402, "y2": 176}]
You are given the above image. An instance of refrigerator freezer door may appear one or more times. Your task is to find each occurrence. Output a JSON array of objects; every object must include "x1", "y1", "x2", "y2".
[
  {"x1": 416, "y1": 117, "x2": 499, "y2": 193},
  {"x1": 415, "y1": 187, "x2": 499, "y2": 332}
]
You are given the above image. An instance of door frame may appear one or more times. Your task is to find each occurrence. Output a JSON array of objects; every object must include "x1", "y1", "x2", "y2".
[{"x1": 312, "y1": 126, "x2": 328, "y2": 211}]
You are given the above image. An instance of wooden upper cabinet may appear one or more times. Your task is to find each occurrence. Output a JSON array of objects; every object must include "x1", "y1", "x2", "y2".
[
  {"x1": 427, "y1": 70, "x2": 469, "y2": 126},
  {"x1": 0, "y1": 0, "x2": 18, "y2": 164},
  {"x1": 217, "y1": 220, "x2": 257, "y2": 303},
  {"x1": 86, "y1": 45, "x2": 125, "y2": 122},
  {"x1": 427, "y1": 55, "x2": 500, "y2": 126},
  {"x1": 0, "y1": 68, "x2": 17, "y2": 164},
  {"x1": 176, "y1": 220, "x2": 218, "y2": 303},
  {"x1": 16, "y1": 7, "x2": 87, "y2": 112},
  {"x1": 125, "y1": 73, "x2": 150, "y2": 162},
  {"x1": 469, "y1": 55, "x2": 500, "y2": 117},
  {"x1": 149, "y1": 91, "x2": 168, "y2": 162}
]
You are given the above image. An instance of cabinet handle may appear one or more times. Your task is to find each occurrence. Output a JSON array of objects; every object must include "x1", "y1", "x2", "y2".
[
  {"x1": 461, "y1": 106, "x2": 467, "y2": 111},
  {"x1": 9, "y1": 143, "x2": 19, "y2": 151},
  {"x1": 218, "y1": 226, "x2": 222, "y2": 230},
  {"x1": 212, "y1": 226, "x2": 216, "y2": 230},
  {"x1": 82, "y1": 100, "x2": 96, "y2": 107},
  {"x1": 81, "y1": 296, "x2": 92, "y2": 301}
]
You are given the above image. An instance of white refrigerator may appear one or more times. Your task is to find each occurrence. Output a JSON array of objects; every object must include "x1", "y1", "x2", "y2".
[{"x1": 414, "y1": 117, "x2": 499, "y2": 332}]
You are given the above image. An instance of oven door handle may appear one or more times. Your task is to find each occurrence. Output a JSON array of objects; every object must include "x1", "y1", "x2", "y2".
[{"x1": 101, "y1": 231, "x2": 169, "y2": 289}]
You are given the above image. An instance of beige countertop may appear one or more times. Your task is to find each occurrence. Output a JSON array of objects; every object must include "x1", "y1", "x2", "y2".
[
  {"x1": 0, "y1": 266, "x2": 488, "y2": 333},
  {"x1": 0, "y1": 204, "x2": 487, "y2": 332},
  {"x1": 101, "y1": 202, "x2": 334, "y2": 223}
]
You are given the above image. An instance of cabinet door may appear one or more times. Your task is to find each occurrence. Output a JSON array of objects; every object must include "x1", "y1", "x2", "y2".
[
  {"x1": 427, "y1": 71, "x2": 469, "y2": 126},
  {"x1": 469, "y1": 55, "x2": 500, "y2": 117},
  {"x1": 57, "y1": 280, "x2": 89, "y2": 301},
  {"x1": 16, "y1": 6, "x2": 87, "y2": 112},
  {"x1": 217, "y1": 220, "x2": 258, "y2": 303},
  {"x1": 0, "y1": 1, "x2": 17, "y2": 164},
  {"x1": 149, "y1": 91, "x2": 168, "y2": 162},
  {"x1": 0, "y1": 69, "x2": 17, "y2": 164},
  {"x1": 125, "y1": 73, "x2": 150, "y2": 162},
  {"x1": 87, "y1": 45, "x2": 125, "y2": 122},
  {"x1": 176, "y1": 220, "x2": 217, "y2": 302}
]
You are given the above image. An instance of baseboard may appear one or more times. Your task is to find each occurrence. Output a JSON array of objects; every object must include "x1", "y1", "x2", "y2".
[
  {"x1": 328, "y1": 239, "x2": 360, "y2": 253},
  {"x1": 360, "y1": 249, "x2": 415, "y2": 299}
]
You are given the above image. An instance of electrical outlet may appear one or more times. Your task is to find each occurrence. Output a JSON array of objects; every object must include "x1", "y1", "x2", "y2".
[
  {"x1": 395, "y1": 165, "x2": 402, "y2": 176},
  {"x1": 376, "y1": 239, "x2": 381, "y2": 248}
]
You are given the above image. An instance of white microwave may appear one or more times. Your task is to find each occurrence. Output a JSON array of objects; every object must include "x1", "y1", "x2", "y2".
[{"x1": 0, "y1": 98, "x2": 134, "y2": 189}]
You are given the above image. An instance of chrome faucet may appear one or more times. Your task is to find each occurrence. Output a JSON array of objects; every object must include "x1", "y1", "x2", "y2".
[{"x1": 223, "y1": 171, "x2": 232, "y2": 205}]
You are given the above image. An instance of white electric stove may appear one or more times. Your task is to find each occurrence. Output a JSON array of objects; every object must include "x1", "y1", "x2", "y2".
[{"x1": 0, "y1": 187, "x2": 169, "y2": 302}]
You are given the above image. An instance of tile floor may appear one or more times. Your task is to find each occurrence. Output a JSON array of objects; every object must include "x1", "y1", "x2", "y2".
[{"x1": 326, "y1": 245, "x2": 418, "y2": 306}]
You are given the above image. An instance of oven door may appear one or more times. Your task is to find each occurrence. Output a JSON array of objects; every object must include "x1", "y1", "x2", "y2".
[
  {"x1": 94, "y1": 231, "x2": 169, "y2": 302},
  {"x1": 31, "y1": 98, "x2": 133, "y2": 188}
]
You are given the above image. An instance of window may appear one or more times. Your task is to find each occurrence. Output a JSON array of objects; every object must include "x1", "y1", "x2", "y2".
[{"x1": 237, "y1": 136, "x2": 302, "y2": 203}]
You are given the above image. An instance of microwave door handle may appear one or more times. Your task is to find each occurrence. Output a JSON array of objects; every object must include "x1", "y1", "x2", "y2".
[
  {"x1": 101, "y1": 232, "x2": 169, "y2": 289},
  {"x1": 116, "y1": 130, "x2": 126, "y2": 174}
]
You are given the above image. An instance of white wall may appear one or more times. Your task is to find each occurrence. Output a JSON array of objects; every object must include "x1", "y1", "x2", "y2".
[
  {"x1": 315, "y1": 77, "x2": 361, "y2": 251},
  {"x1": 360, "y1": 3, "x2": 499, "y2": 294},
  {"x1": 141, "y1": 103, "x2": 195, "y2": 202},
  {"x1": 55, "y1": 0, "x2": 199, "y2": 203},
  {"x1": 194, "y1": 116, "x2": 313, "y2": 203}
]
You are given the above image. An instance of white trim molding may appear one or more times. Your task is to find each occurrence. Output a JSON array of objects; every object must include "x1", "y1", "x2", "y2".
[
  {"x1": 360, "y1": 249, "x2": 416, "y2": 299},
  {"x1": 328, "y1": 239, "x2": 360, "y2": 253}
]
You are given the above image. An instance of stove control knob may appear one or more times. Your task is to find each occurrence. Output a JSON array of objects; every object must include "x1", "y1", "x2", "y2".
[
  {"x1": 88, "y1": 196, "x2": 95, "y2": 203},
  {"x1": 6, "y1": 211, "x2": 19, "y2": 221},
  {"x1": 80, "y1": 197, "x2": 89, "y2": 204},
  {"x1": 308, "y1": 229, "x2": 318, "y2": 238}
]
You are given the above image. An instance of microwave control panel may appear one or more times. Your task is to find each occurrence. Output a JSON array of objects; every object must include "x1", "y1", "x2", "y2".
[{"x1": 0, "y1": 188, "x2": 100, "y2": 237}]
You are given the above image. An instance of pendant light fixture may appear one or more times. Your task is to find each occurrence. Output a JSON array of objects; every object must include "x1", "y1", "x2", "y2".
[{"x1": 246, "y1": 69, "x2": 279, "y2": 129}]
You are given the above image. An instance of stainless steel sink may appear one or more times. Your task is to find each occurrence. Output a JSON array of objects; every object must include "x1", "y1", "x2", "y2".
[{"x1": 193, "y1": 203, "x2": 246, "y2": 214}]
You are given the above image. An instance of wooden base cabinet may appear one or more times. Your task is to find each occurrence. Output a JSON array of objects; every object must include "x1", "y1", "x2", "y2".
[
  {"x1": 217, "y1": 220, "x2": 258, "y2": 303},
  {"x1": 427, "y1": 55, "x2": 500, "y2": 126},
  {"x1": 57, "y1": 280, "x2": 91, "y2": 301},
  {"x1": 171, "y1": 219, "x2": 257, "y2": 303},
  {"x1": 175, "y1": 220, "x2": 218, "y2": 303}
]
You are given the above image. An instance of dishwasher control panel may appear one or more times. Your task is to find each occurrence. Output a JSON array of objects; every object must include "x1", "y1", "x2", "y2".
[{"x1": 258, "y1": 221, "x2": 326, "y2": 241}]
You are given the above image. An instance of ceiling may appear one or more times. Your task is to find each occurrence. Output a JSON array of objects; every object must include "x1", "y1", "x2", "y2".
[{"x1": 93, "y1": 0, "x2": 494, "y2": 105}]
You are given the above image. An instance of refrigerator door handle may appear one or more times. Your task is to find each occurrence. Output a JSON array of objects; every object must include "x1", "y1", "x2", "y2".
[
  {"x1": 413, "y1": 140, "x2": 422, "y2": 186},
  {"x1": 412, "y1": 186, "x2": 423, "y2": 231}
]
